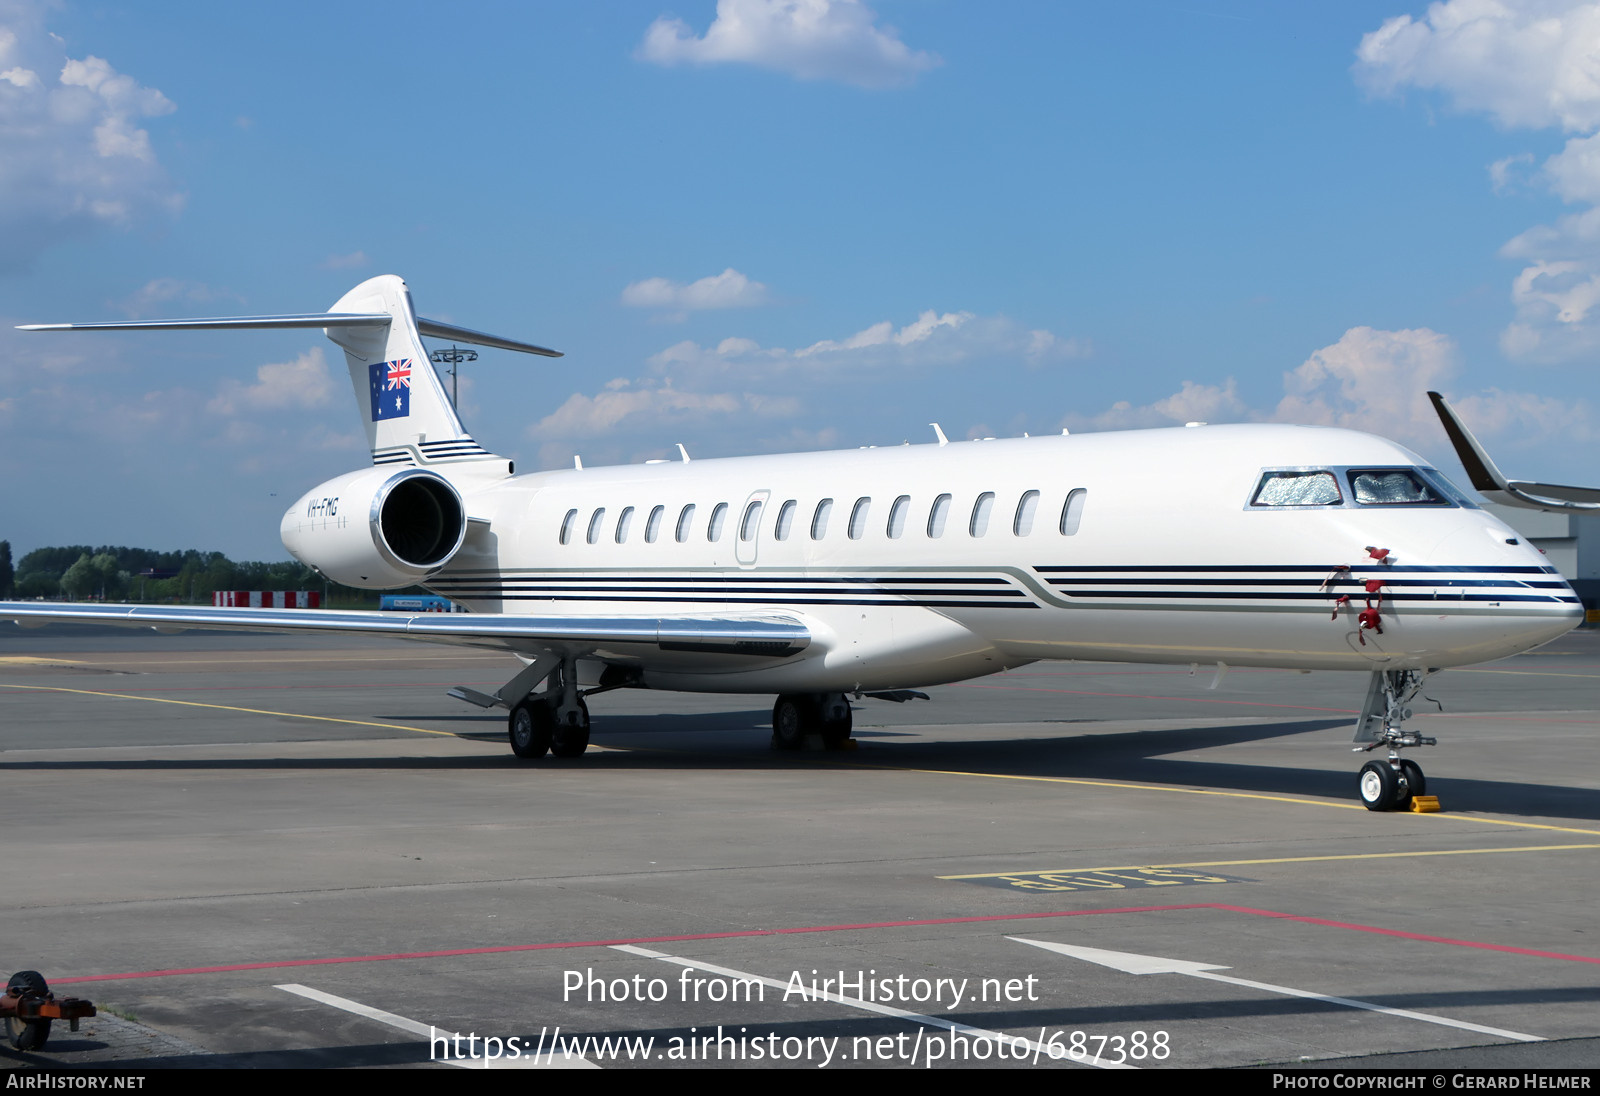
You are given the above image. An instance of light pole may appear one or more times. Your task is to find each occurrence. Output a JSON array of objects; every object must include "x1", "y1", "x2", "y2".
[{"x1": 429, "y1": 344, "x2": 477, "y2": 410}]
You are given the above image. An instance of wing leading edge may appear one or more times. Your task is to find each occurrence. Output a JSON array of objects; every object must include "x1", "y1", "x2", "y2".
[
  {"x1": 0, "y1": 602, "x2": 810, "y2": 660},
  {"x1": 1428, "y1": 391, "x2": 1600, "y2": 513}
]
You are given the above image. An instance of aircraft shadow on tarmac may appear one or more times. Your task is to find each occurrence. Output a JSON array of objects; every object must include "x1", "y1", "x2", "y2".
[
  {"x1": 7, "y1": 710, "x2": 1598, "y2": 824},
  {"x1": 51, "y1": 992, "x2": 1600, "y2": 1071}
]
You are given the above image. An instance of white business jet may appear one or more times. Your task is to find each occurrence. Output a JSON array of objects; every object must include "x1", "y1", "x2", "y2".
[{"x1": 2, "y1": 276, "x2": 1582, "y2": 811}]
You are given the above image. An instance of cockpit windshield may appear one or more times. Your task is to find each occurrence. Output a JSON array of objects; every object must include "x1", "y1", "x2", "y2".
[
  {"x1": 1251, "y1": 471, "x2": 1342, "y2": 507},
  {"x1": 1347, "y1": 469, "x2": 1447, "y2": 506},
  {"x1": 1249, "y1": 466, "x2": 1464, "y2": 510}
]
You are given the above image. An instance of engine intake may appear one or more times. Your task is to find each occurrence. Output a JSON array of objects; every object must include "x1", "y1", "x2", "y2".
[{"x1": 281, "y1": 467, "x2": 467, "y2": 588}]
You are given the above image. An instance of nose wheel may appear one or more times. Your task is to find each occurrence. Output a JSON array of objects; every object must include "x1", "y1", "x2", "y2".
[
  {"x1": 1351, "y1": 669, "x2": 1438, "y2": 811},
  {"x1": 1357, "y1": 758, "x2": 1426, "y2": 812}
]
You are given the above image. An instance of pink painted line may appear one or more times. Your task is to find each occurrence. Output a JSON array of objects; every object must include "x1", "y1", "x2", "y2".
[
  {"x1": 51, "y1": 901, "x2": 1600, "y2": 985},
  {"x1": 1211, "y1": 905, "x2": 1600, "y2": 965},
  {"x1": 50, "y1": 905, "x2": 1210, "y2": 985}
]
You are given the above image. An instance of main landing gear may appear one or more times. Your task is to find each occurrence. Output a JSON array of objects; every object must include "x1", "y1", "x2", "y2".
[
  {"x1": 1351, "y1": 669, "x2": 1437, "y2": 811},
  {"x1": 446, "y1": 654, "x2": 628, "y2": 761},
  {"x1": 504, "y1": 656, "x2": 598, "y2": 760},
  {"x1": 508, "y1": 696, "x2": 591, "y2": 759},
  {"x1": 771, "y1": 693, "x2": 854, "y2": 750}
]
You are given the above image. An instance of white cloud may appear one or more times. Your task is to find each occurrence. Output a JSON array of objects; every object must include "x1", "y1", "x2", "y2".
[
  {"x1": 0, "y1": 1, "x2": 181, "y2": 271},
  {"x1": 1070, "y1": 325, "x2": 1588, "y2": 452},
  {"x1": 1272, "y1": 326, "x2": 1456, "y2": 441},
  {"x1": 207, "y1": 348, "x2": 337, "y2": 417},
  {"x1": 1489, "y1": 150, "x2": 1535, "y2": 194},
  {"x1": 528, "y1": 380, "x2": 801, "y2": 469},
  {"x1": 621, "y1": 267, "x2": 770, "y2": 314},
  {"x1": 531, "y1": 379, "x2": 797, "y2": 439},
  {"x1": 523, "y1": 306, "x2": 1086, "y2": 467},
  {"x1": 1355, "y1": 1, "x2": 1600, "y2": 131},
  {"x1": 320, "y1": 250, "x2": 369, "y2": 270},
  {"x1": 116, "y1": 278, "x2": 242, "y2": 319},
  {"x1": 648, "y1": 308, "x2": 1088, "y2": 381},
  {"x1": 637, "y1": 0, "x2": 940, "y2": 89},
  {"x1": 1068, "y1": 379, "x2": 1247, "y2": 433},
  {"x1": 1356, "y1": 2, "x2": 1600, "y2": 361}
]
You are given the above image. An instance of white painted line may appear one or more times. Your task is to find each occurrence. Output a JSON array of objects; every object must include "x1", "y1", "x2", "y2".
[
  {"x1": 611, "y1": 943, "x2": 1131, "y2": 1069},
  {"x1": 275, "y1": 983, "x2": 599, "y2": 1069},
  {"x1": 1190, "y1": 970, "x2": 1544, "y2": 1043},
  {"x1": 1009, "y1": 938, "x2": 1545, "y2": 1044}
]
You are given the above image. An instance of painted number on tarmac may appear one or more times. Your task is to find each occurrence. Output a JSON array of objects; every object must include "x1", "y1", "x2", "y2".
[{"x1": 965, "y1": 867, "x2": 1247, "y2": 892}]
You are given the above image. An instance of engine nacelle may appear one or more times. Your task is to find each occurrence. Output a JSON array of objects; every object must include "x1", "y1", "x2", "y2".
[{"x1": 280, "y1": 467, "x2": 467, "y2": 589}]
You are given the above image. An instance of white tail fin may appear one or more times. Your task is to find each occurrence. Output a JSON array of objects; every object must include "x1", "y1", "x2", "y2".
[
  {"x1": 17, "y1": 273, "x2": 560, "y2": 472},
  {"x1": 327, "y1": 275, "x2": 491, "y2": 468}
]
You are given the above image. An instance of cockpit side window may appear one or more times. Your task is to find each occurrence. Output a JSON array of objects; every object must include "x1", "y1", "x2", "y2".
[
  {"x1": 1421, "y1": 468, "x2": 1480, "y2": 509},
  {"x1": 1251, "y1": 471, "x2": 1341, "y2": 507},
  {"x1": 1348, "y1": 469, "x2": 1447, "y2": 506}
]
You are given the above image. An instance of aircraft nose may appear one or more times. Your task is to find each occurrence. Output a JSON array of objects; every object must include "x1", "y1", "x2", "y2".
[{"x1": 1409, "y1": 522, "x2": 1585, "y2": 664}]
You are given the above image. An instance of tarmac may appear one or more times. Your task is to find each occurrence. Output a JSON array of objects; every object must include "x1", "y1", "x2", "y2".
[{"x1": 2, "y1": 621, "x2": 1598, "y2": 1071}]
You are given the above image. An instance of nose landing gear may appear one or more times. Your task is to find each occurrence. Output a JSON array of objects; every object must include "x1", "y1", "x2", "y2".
[{"x1": 1352, "y1": 669, "x2": 1438, "y2": 811}]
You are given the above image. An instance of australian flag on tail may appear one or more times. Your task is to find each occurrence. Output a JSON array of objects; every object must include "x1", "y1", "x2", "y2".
[{"x1": 369, "y1": 359, "x2": 412, "y2": 420}]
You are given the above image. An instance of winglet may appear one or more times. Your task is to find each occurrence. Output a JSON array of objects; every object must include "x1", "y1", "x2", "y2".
[
  {"x1": 1429, "y1": 390, "x2": 1600, "y2": 513},
  {"x1": 1427, "y1": 391, "x2": 1508, "y2": 494}
]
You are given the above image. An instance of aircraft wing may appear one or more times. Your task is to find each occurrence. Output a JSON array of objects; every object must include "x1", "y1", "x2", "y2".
[
  {"x1": 1427, "y1": 391, "x2": 1600, "y2": 513},
  {"x1": 0, "y1": 602, "x2": 810, "y2": 661}
]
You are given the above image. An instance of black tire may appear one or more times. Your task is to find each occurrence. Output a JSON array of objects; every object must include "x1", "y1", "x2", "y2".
[
  {"x1": 550, "y1": 699, "x2": 591, "y2": 759},
  {"x1": 820, "y1": 704, "x2": 853, "y2": 749},
  {"x1": 1397, "y1": 758, "x2": 1426, "y2": 800},
  {"x1": 771, "y1": 694, "x2": 812, "y2": 750},
  {"x1": 508, "y1": 701, "x2": 552, "y2": 759},
  {"x1": 1358, "y1": 760, "x2": 1400, "y2": 811},
  {"x1": 6, "y1": 971, "x2": 50, "y2": 1052}
]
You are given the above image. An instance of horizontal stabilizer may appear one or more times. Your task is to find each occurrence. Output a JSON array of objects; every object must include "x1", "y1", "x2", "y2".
[
  {"x1": 417, "y1": 318, "x2": 562, "y2": 357},
  {"x1": 19, "y1": 294, "x2": 562, "y2": 358},
  {"x1": 17, "y1": 313, "x2": 390, "y2": 332}
]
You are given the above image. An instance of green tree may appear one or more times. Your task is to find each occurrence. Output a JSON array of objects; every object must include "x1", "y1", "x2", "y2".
[
  {"x1": 0, "y1": 540, "x2": 12, "y2": 598},
  {"x1": 59, "y1": 553, "x2": 94, "y2": 600}
]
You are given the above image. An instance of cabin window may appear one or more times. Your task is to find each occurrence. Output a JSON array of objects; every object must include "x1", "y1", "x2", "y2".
[
  {"x1": 849, "y1": 497, "x2": 871, "y2": 540},
  {"x1": 887, "y1": 495, "x2": 911, "y2": 539},
  {"x1": 1348, "y1": 469, "x2": 1448, "y2": 506},
  {"x1": 1252, "y1": 470, "x2": 1342, "y2": 507},
  {"x1": 675, "y1": 504, "x2": 696, "y2": 543},
  {"x1": 559, "y1": 508, "x2": 578, "y2": 545},
  {"x1": 1059, "y1": 488, "x2": 1087, "y2": 535},
  {"x1": 708, "y1": 502, "x2": 729, "y2": 541},
  {"x1": 927, "y1": 494, "x2": 951, "y2": 538},
  {"x1": 811, "y1": 498, "x2": 834, "y2": 539},
  {"x1": 615, "y1": 506, "x2": 634, "y2": 544},
  {"x1": 1014, "y1": 490, "x2": 1040, "y2": 536},
  {"x1": 775, "y1": 500, "x2": 797, "y2": 541},
  {"x1": 739, "y1": 500, "x2": 763, "y2": 542},
  {"x1": 969, "y1": 492, "x2": 995, "y2": 537},
  {"x1": 586, "y1": 508, "x2": 606, "y2": 545},
  {"x1": 645, "y1": 505, "x2": 665, "y2": 543}
]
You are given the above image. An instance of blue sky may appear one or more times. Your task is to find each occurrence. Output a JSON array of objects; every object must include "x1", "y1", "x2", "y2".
[{"x1": 3, "y1": 0, "x2": 1599, "y2": 560}]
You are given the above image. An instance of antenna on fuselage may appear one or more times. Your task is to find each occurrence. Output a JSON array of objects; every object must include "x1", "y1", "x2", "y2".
[
  {"x1": 929, "y1": 423, "x2": 948, "y2": 447},
  {"x1": 676, "y1": 443, "x2": 692, "y2": 463}
]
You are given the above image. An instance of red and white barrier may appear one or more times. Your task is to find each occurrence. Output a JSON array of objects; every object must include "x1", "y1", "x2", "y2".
[{"x1": 212, "y1": 591, "x2": 322, "y2": 608}]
